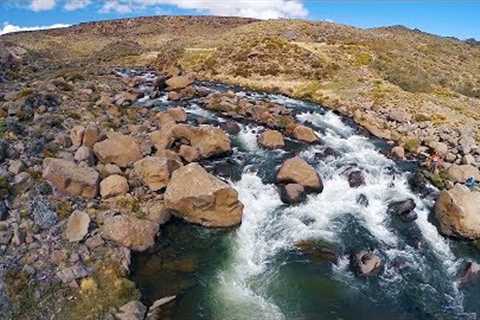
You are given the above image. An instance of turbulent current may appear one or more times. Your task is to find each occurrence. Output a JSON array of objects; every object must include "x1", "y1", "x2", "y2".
[{"x1": 127, "y1": 70, "x2": 480, "y2": 320}]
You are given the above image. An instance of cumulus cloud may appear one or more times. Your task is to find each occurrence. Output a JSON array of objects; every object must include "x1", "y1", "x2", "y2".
[
  {"x1": 0, "y1": 22, "x2": 70, "y2": 35},
  {"x1": 30, "y1": 0, "x2": 56, "y2": 11},
  {"x1": 64, "y1": 0, "x2": 90, "y2": 11},
  {"x1": 100, "y1": 0, "x2": 308, "y2": 19},
  {"x1": 100, "y1": 0, "x2": 132, "y2": 13}
]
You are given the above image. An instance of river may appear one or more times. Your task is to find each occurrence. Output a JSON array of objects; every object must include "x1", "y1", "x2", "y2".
[{"x1": 120, "y1": 69, "x2": 480, "y2": 320}]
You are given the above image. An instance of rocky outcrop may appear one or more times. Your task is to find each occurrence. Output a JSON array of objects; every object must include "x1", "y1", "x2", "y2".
[
  {"x1": 434, "y1": 184, "x2": 480, "y2": 240},
  {"x1": 101, "y1": 214, "x2": 159, "y2": 251},
  {"x1": 164, "y1": 163, "x2": 243, "y2": 227},
  {"x1": 43, "y1": 158, "x2": 99, "y2": 198},
  {"x1": 65, "y1": 211, "x2": 90, "y2": 242},
  {"x1": 93, "y1": 132, "x2": 142, "y2": 168},
  {"x1": 277, "y1": 156, "x2": 323, "y2": 192},
  {"x1": 100, "y1": 174, "x2": 129, "y2": 198},
  {"x1": 258, "y1": 130, "x2": 285, "y2": 149},
  {"x1": 132, "y1": 156, "x2": 182, "y2": 191}
]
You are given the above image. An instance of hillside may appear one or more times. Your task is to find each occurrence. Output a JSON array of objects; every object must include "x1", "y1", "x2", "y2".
[{"x1": 2, "y1": 16, "x2": 480, "y2": 163}]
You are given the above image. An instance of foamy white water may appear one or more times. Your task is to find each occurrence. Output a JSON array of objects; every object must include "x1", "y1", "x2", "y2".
[{"x1": 211, "y1": 94, "x2": 465, "y2": 319}]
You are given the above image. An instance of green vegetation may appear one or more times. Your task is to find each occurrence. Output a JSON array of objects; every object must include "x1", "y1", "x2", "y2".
[
  {"x1": 60, "y1": 262, "x2": 140, "y2": 320},
  {"x1": 404, "y1": 138, "x2": 420, "y2": 153}
]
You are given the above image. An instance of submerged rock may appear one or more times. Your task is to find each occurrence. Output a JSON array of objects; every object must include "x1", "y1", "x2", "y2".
[
  {"x1": 351, "y1": 250, "x2": 382, "y2": 277},
  {"x1": 387, "y1": 198, "x2": 417, "y2": 222},
  {"x1": 279, "y1": 183, "x2": 305, "y2": 204},
  {"x1": 458, "y1": 261, "x2": 480, "y2": 287},
  {"x1": 435, "y1": 184, "x2": 480, "y2": 240},
  {"x1": 347, "y1": 170, "x2": 365, "y2": 188},
  {"x1": 164, "y1": 163, "x2": 243, "y2": 227},
  {"x1": 277, "y1": 156, "x2": 323, "y2": 192},
  {"x1": 220, "y1": 121, "x2": 241, "y2": 135},
  {"x1": 295, "y1": 240, "x2": 337, "y2": 264},
  {"x1": 356, "y1": 194, "x2": 369, "y2": 207}
]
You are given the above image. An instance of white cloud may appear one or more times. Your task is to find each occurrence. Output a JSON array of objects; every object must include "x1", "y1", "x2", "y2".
[
  {"x1": 30, "y1": 0, "x2": 56, "y2": 11},
  {"x1": 100, "y1": 0, "x2": 308, "y2": 19},
  {"x1": 0, "y1": 22, "x2": 70, "y2": 35},
  {"x1": 100, "y1": 0, "x2": 132, "y2": 13},
  {"x1": 64, "y1": 0, "x2": 91, "y2": 11}
]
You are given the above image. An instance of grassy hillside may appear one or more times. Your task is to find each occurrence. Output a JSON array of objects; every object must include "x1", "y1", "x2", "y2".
[{"x1": 2, "y1": 16, "x2": 480, "y2": 145}]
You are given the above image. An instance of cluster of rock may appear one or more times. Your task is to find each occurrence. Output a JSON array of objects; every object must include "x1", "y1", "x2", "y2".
[{"x1": 204, "y1": 91, "x2": 319, "y2": 143}]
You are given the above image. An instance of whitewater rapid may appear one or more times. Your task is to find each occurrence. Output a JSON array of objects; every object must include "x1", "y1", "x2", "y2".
[{"x1": 211, "y1": 98, "x2": 466, "y2": 319}]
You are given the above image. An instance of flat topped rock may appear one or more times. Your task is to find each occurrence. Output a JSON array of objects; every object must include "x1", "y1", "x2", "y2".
[
  {"x1": 93, "y1": 132, "x2": 142, "y2": 168},
  {"x1": 258, "y1": 129, "x2": 285, "y2": 149},
  {"x1": 101, "y1": 214, "x2": 159, "y2": 252},
  {"x1": 165, "y1": 163, "x2": 243, "y2": 227}
]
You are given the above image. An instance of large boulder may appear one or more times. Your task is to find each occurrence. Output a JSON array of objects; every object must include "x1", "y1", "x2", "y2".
[
  {"x1": 93, "y1": 133, "x2": 142, "y2": 168},
  {"x1": 258, "y1": 130, "x2": 285, "y2": 149},
  {"x1": 446, "y1": 164, "x2": 480, "y2": 183},
  {"x1": 277, "y1": 156, "x2": 323, "y2": 192},
  {"x1": 164, "y1": 163, "x2": 243, "y2": 227},
  {"x1": 42, "y1": 158, "x2": 99, "y2": 198},
  {"x1": 434, "y1": 184, "x2": 480, "y2": 240},
  {"x1": 165, "y1": 75, "x2": 194, "y2": 91},
  {"x1": 101, "y1": 214, "x2": 159, "y2": 251},
  {"x1": 133, "y1": 156, "x2": 182, "y2": 191},
  {"x1": 171, "y1": 125, "x2": 231, "y2": 158}
]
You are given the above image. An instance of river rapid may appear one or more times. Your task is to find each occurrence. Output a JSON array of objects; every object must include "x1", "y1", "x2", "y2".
[{"x1": 121, "y1": 69, "x2": 480, "y2": 320}]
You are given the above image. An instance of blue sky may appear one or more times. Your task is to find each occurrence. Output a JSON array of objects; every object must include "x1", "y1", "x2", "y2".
[{"x1": 1, "y1": 1, "x2": 479, "y2": 40}]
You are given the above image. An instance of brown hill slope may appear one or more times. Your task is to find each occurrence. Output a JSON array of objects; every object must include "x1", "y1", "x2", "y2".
[{"x1": 2, "y1": 16, "x2": 480, "y2": 159}]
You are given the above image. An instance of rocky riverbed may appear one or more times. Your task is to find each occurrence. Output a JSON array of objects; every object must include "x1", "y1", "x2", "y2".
[{"x1": 1, "y1": 58, "x2": 480, "y2": 320}]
